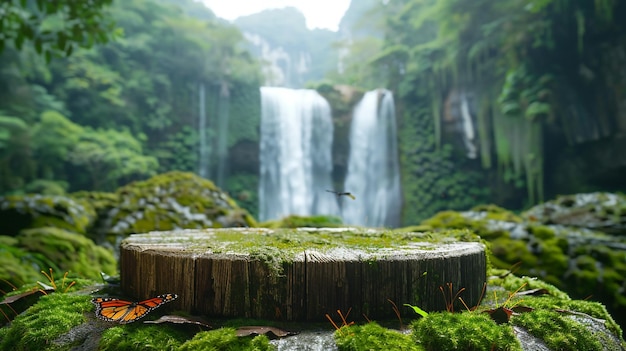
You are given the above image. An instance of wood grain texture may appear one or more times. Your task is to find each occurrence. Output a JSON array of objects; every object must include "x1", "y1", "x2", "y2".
[{"x1": 120, "y1": 228, "x2": 486, "y2": 321}]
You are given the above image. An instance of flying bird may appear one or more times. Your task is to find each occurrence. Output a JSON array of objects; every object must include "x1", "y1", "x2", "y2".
[{"x1": 326, "y1": 189, "x2": 356, "y2": 200}]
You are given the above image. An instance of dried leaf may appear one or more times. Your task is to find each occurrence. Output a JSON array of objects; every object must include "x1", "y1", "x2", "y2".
[
  {"x1": 235, "y1": 326, "x2": 297, "y2": 339},
  {"x1": 516, "y1": 288, "x2": 550, "y2": 297},
  {"x1": 144, "y1": 315, "x2": 211, "y2": 328},
  {"x1": 0, "y1": 289, "x2": 53, "y2": 305},
  {"x1": 485, "y1": 306, "x2": 513, "y2": 324}
]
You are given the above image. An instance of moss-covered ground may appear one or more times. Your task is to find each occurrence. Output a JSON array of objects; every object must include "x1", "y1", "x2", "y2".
[{"x1": 1, "y1": 258, "x2": 624, "y2": 350}]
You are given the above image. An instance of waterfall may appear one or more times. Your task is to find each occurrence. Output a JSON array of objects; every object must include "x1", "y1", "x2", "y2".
[
  {"x1": 342, "y1": 89, "x2": 402, "y2": 227},
  {"x1": 215, "y1": 82, "x2": 230, "y2": 187},
  {"x1": 198, "y1": 83, "x2": 208, "y2": 178},
  {"x1": 259, "y1": 87, "x2": 339, "y2": 221}
]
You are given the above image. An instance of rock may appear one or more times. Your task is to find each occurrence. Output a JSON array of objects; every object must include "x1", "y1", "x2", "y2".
[
  {"x1": 522, "y1": 192, "x2": 626, "y2": 235},
  {"x1": 103, "y1": 172, "x2": 257, "y2": 239},
  {"x1": 0, "y1": 194, "x2": 96, "y2": 236},
  {"x1": 420, "y1": 203, "x2": 626, "y2": 334}
]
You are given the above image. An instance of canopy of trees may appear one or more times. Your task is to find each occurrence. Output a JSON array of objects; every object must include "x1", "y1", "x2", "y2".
[
  {"x1": 0, "y1": 0, "x2": 261, "y2": 194},
  {"x1": 331, "y1": 0, "x2": 626, "y2": 220},
  {"x1": 0, "y1": 0, "x2": 116, "y2": 60}
]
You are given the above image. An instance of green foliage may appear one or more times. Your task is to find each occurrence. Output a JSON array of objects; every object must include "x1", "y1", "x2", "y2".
[
  {"x1": 178, "y1": 328, "x2": 273, "y2": 351},
  {"x1": 225, "y1": 174, "x2": 259, "y2": 219},
  {"x1": 0, "y1": 0, "x2": 117, "y2": 60},
  {"x1": 16, "y1": 227, "x2": 117, "y2": 280},
  {"x1": 0, "y1": 239, "x2": 51, "y2": 291},
  {"x1": 412, "y1": 311, "x2": 521, "y2": 351},
  {"x1": 99, "y1": 325, "x2": 189, "y2": 351},
  {"x1": 405, "y1": 303, "x2": 429, "y2": 318},
  {"x1": 67, "y1": 127, "x2": 158, "y2": 191},
  {"x1": 0, "y1": 114, "x2": 33, "y2": 193},
  {"x1": 398, "y1": 100, "x2": 490, "y2": 223},
  {"x1": 513, "y1": 310, "x2": 603, "y2": 350},
  {"x1": 335, "y1": 322, "x2": 421, "y2": 351},
  {"x1": 331, "y1": 0, "x2": 625, "y2": 212},
  {"x1": 0, "y1": 293, "x2": 92, "y2": 351},
  {"x1": 0, "y1": 0, "x2": 263, "y2": 196}
]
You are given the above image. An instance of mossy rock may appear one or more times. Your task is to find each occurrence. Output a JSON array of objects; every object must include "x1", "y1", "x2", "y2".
[
  {"x1": 522, "y1": 192, "x2": 626, "y2": 235},
  {"x1": 0, "y1": 194, "x2": 96, "y2": 236},
  {"x1": 15, "y1": 227, "x2": 117, "y2": 280},
  {"x1": 0, "y1": 293, "x2": 94, "y2": 350},
  {"x1": 333, "y1": 271, "x2": 625, "y2": 351},
  {"x1": 106, "y1": 171, "x2": 257, "y2": 237},
  {"x1": 422, "y1": 205, "x2": 626, "y2": 333},
  {"x1": 0, "y1": 272, "x2": 623, "y2": 350},
  {"x1": 0, "y1": 237, "x2": 49, "y2": 292}
]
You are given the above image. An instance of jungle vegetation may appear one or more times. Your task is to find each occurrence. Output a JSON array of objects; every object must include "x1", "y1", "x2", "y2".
[
  {"x1": 332, "y1": 0, "x2": 626, "y2": 221},
  {"x1": 0, "y1": 0, "x2": 262, "y2": 195},
  {"x1": 1, "y1": 0, "x2": 625, "y2": 223}
]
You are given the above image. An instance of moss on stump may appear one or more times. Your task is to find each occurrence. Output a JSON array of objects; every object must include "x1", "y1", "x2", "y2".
[{"x1": 120, "y1": 228, "x2": 486, "y2": 321}]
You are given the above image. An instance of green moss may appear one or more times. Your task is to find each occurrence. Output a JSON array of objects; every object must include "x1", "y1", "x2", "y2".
[
  {"x1": 421, "y1": 211, "x2": 486, "y2": 231},
  {"x1": 487, "y1": 271, "x2": 570, "y2": 300},
  {"x1": 171, "y1": 228, "x2": 481, "y2": 259},
  {"x1": 412, "y1": 311, "x2": 521, "y2": 351},
  {"x1": 0, "y1": 293, "x2": 92, "y2": 351},
  {"x1": 99, "y1": 324, "x2": 189, "y2": 351},
  {"x1": 109, "y1": 171, "x2": 257, "y2": 236},
  {"x1": 16, "y1": 227, "x2": 117, "y2": 280},
  {"x1": 512, "y1": 296, "x2": 623, "y2": 338},
  {"x1": 178, "y1": 328, "x2": 273, "y2": 351},
  {"x1": 512, "y1": 309, "x2": 603, "y2": 350},
  {"x1": 260, "y1": 214, "x2": 344, "y2": 228},
  {"x1": 334, "y1": 322, "x2": 422, "y2": 351},
  {"x1": 0, "y1": 194, "x2": 96, "y2": 236},
  {"x1": 470, "y1": 205, "x2": 523, "y2": 223},
  {"x1": 0, "y1": 242, "x2": 51, "y2": 291},
  {"x1": 488, "y1": 237, "x2": 536, "y2": 267}
]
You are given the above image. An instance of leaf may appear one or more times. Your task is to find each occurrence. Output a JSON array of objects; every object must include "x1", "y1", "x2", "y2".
[
  {"x1": 404, "y1": 303, "x2": 428, "y2": 318},
  {"x1": 57, "y1": 32, "x2": 67, "y2": 50},
  {"x1": 35, "y1": 38, "x2": 43, "y2": 54},
  {"x1": 500, "y1": 102, "x2": 521, "y2": 116},
  {"x1": 515, "y1": 288, "x2": 550, "y2": 297},
  {"x1": 144, "y1": 315, "x2": 211, "y2": 328},
  {"x1": 0, "y1": 289, "x2": 53, "y2": 305},
  {"x1": 525, "y1": 101, "x2": 551, "y2": 118},
  {"x1": 37, "y1": 281, "x2": 54, "y2": 290},
  {"x1": 485, "y1": 306, "x2": 513, "y2": 324},
  {"x1": 15, "y1": 34, "x2": 24, "y2": 50},
  {"x1": 235, "y1": 326, "x2": 296, "y2": 339}
]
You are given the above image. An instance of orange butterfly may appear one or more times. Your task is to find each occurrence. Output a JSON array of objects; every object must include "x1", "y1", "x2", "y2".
[{"x1": 91, "y1": 293, "x2": 177, "y2": 324}]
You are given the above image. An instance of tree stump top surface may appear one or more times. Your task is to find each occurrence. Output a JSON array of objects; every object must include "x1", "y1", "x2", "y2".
[
  {"x1": 121, "y1": 227, "x2": 483, "y2": 261},
  {"x1": 120, "y1": 227, "x2": 486, "y2": 321}
]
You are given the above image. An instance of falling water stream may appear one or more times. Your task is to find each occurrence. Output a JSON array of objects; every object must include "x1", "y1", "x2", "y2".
[
  {"x1": 259, "y1": 87, "x2": 339, "y2": 221},
  {"x1": 342, "y1": 89, "x2": 402, "y2": 227}
]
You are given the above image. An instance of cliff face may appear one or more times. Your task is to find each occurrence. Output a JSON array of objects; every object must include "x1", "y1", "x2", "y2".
[{"x1": 234, "y1": 7, "x2": 338, "y2": 88}]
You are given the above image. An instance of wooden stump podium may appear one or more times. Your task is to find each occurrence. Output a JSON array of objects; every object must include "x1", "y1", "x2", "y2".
[{"x1": 120, "y1": 228, "x2": 486, "y2": 321}]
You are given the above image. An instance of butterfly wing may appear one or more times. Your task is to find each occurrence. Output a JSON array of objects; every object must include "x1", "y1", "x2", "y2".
[
  {"x1": 92, "y1": 297, "x2": 135, "y2": 323},
  {"x1": 92, "y1": 294, "x2": 177, "y2": 324}
]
